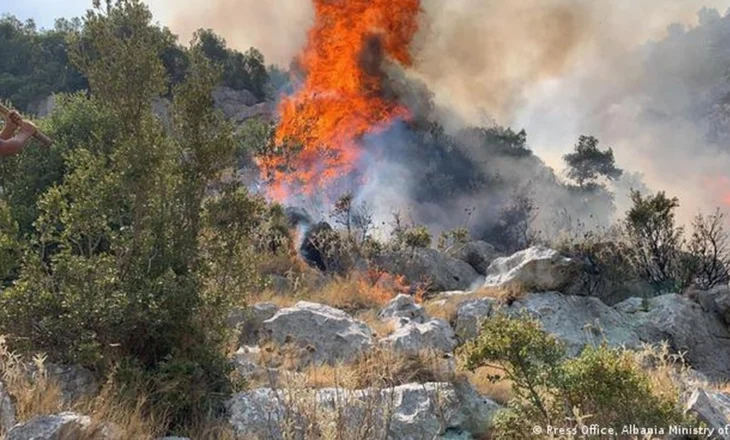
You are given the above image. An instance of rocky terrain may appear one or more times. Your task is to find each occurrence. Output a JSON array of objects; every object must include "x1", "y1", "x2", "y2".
[{"x1": 3, "y1": 243, "x2": 730, "y2": 439}]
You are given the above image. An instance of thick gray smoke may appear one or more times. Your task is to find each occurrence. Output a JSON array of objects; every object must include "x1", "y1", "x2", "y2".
[{"x1": 151, "y1": 0, "x2": 730, "y2": 233}]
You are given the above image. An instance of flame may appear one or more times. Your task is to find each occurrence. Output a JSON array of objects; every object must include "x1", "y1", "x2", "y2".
[{"x1": 259, "y1": 0, "x2": 421, "y2": 200}]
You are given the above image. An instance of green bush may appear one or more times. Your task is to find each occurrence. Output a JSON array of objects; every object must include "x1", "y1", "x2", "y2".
[
  {"x1": 0, "y1": 0, "x2": 270, "y2": 430},
  {"x1": 459, "y1": 314, "x2": 687, "y2": 439}
]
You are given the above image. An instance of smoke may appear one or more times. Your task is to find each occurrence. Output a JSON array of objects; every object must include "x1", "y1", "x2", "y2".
[
  {"x1": 151, "y1": 0, "x2": 730, "y2": 228},
  {"x1": 514, "y1": 4, "x2": 730, "y2": 223},
  {"x1": 412, "y1": 0, "x2": 730, "y2": 126},
  {"x1": 145, "y1": 0, "x2": 313, "y2": 65}
]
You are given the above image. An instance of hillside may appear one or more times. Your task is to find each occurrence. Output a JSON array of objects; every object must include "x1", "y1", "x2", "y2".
[{"x1": 2, "y1": 1, "x2": 730, "y2": 439}]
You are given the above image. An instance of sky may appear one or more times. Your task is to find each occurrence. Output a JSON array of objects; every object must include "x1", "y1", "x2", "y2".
[{"x1": 3, "y1": 0, "x2": 174, "y2": 29}]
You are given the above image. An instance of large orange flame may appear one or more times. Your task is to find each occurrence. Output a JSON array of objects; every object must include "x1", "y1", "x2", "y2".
[{"x1": 259, "y1": 0, "x2": 421, "y2": 200}]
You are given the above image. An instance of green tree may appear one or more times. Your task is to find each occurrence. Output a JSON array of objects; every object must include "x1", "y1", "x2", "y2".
[
  {"x1": 0, "y1": 0, "x2": 259, "y2": 429},
  {"x1": 563, "y1": 135, "x2": 623, "y2": 188}
]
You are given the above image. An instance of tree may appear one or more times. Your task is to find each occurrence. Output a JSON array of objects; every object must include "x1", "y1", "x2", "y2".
[
  {"x1": 563, "y1": 135, "x2": 623, "y2": 188},
  {"x1": 192, "y1": 29, "x2": 270, "y2": 99},
  {"x1": 624, "y1": 190, "x2": 687, "y2": 291},
  {"x1": 0, "y1": 0, "x2": 256, "y2": 429},
  {"x1": 689, "y1": 209, "x2": 730, "y2": 290}
]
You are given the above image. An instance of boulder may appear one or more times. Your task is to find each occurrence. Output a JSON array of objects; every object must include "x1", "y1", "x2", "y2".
[
  {"x1": 623, "y1": 294, "x2": 730, "y2": 380},
  {"x1": 7, "y1": 412, "x2": 120, "y2": 440},
  {"x1": 506, "y1": 292, "x2": 641, "y2": 356},
  {"x1": 25, "y1": 364, "x2": 98, "y2": 404},
  {"x1": 454, "y1": 298, "x2": 494, "y2": 342},
  {"x1": 226, "y1": 382, "x2": 500, "y2": 440},
  {"x1": 451, "y1": 241, "x2": 502, "y2": 275},
  {"x1": 378, "y1": 294, "x2": 428, "y2": 323},
  {"x1": 686, "y1": 389, "x2": 730, "y2": 439},
  {"x1": 484, "y1": 246, "x2": 578, "y2": 292},
  {"x1": 212, "y1": 86, "x2": 258, "y2": 113},
  {"x1": 0, "y1": 381, "x2": 16, "y2": 432},
  {"x1": 228, "y1": 302, "x2": 280, "y2": 346},
  {"x1": 376, "y1": 248, "x2": 481, "y2": 292},
  {"x1": 380, "y1": 319, "x2": 457, "y2": 355},
  {"x1": 262, "y1": 302, "x2": 373, "y2": 365}
]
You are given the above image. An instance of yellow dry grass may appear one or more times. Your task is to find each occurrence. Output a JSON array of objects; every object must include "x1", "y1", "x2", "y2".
[{"x1": 423, "y1": 284, "x2": 527, "y2": 323}]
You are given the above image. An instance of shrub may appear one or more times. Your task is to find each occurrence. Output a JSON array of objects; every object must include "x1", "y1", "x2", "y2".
[
  {"x1": 688, "y1": 209, "x2": 730, "y2": 290},
  {"x1": 459, "y1": 314, "x2": 687, "y2": 439},
  {"x1": 625, "y1": 190, "x2": 689, "y2": 292}
]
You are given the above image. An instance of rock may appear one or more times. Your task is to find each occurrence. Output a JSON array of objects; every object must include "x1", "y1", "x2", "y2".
[
  {"x1": 454, "y1": 298, "x2": 494, "y2": 342},
  {"x1": 381, "y1": 319, "x2": 458, "y2": 355},
  {"x1": 485, "y1": 246, "x2": 578, "y2": 292},
  {"x1": 612, "y1": 297, "x2": 648, "y2": 314},
  {"x1": 506, "y1": 292, "x2": 641, "y2": 356},
  {"x1": 25, "y1": 364, "x2": 99, "y2": 404},
  {"x1": 627, "y1": 294, "x2": 730, "y2": 380},
  {"x1": 7, "y1": 412, "x2": 120, "y2": 440},
  {"x1": 686, "y1": 389, "x2": 730, "y2": 439},
  {"x1": 213, "y1": 86, "x2": 258, "y2": 112},
  {"x1": 228, "y1": 302, "x2": 280, "y2": 346},
  {"x1": 232, "y1": 346, "x2": 263, "y2": 377},
  {"x1": 226, "y1": 383, "x2": 500, "y2": 440},
  {"x1": 262, "y1": 302, "x2": 373, "y2": 365},
  {"x1": 378, "y1": 294, "x2": 428, "y2": 323},
  {"x1": 716, "y1": 291, "x2": 730, "y2": 324},
  {"x1": 451, "y1": 241, "x2": 502, "y2": 275},
  {"x1": 0, "y1": 381, "x2": 16, "y2": 432},
  {"x1": 231, "y1": 102, "x2": 276, "y2": 122},
  {"x1": 376, "y1": 248, "x2": 481, "y2": 292}
]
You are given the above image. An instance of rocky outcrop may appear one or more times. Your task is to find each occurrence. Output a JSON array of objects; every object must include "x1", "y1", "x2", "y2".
[
  {"x1": 376, "y1": 248, "x2": 481, "y2": 292},
  {"x1": 485, "y1": 246, "x2": 578, "y2": 292},
  {"x1": 262, "y1": 302, "x2": 373, "y2": 365},
  {"x1": 226, "y1": 382, "x2": 500, "y2": 440},
  {"x1": 621, "y1": 294, "x2": 730, "y2": 380},
  {"x1": 686, "y1": 389, "x2": 730, "y2": 439},
  {"x1": 381, "y1": 318, "x2": 457, "y2": 355},
  {"x1": 451, "y1": 241, "x2": 502, "y2": 276},
  {"x1": 228, "y1": 302, "x2": 280, "y2": 346},
  {"x1": 212, "y1": 86, "x2": 274, "y2": 122},
  {"x1": 454, "y1": 298, "x2": 494, "y2": 342},
  {"x1": 7, "y1": 412, "x2": 120, "y2": 440},
  {"x1": 505, "y1": 292, "x2": 642, "y2": 356},
  {"x1": 500, "y1": 291, "x2": 730, "y2": 379},
  {"x1": 378, "y1": 294, "x2": 428, "y2": 323}
]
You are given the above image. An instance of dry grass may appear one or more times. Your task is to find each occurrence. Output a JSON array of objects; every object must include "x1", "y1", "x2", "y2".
[
  {"x1": 242, "y1": 348, "x2": 459, "y2": 440},
  {"x1": 0, "y1": 338, "x2": 63, "y2": 427},
  {"x1": 249, "y1": 269, "x2": 407, "y2": 317},
  {"x1": 461, "y1": 366, "x2": 513, "y2": 405},
  {"x1": 423, "y1": 284, "x2": 527, "y2": 324},
  {"x1": 300, "y1": 349, "x2": 455, "y2": 390},
  {"x1": 356, "y1": 309, "x2": 396, "y2": 339},
  {"x1": 633, "y1": 342, "x2": 696, "y2": 403}
]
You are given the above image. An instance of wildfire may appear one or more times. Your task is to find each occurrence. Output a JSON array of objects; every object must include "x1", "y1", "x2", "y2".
[{"x1": 259, "y1": 0, "x2": 421, "y2": 200}]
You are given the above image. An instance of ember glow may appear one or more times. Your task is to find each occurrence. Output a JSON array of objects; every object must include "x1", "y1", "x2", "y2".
[{"x1": 259, "y1": 0, "x2": 421, "y2": 200}]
